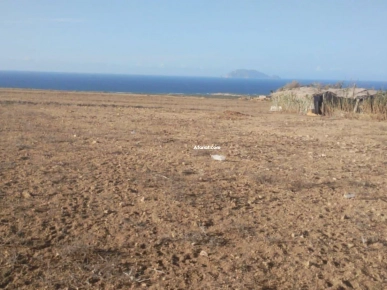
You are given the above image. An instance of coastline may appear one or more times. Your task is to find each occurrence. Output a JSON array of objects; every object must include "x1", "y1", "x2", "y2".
[
  {"x1": 0, "y1": 87, "x2": 262, "y2": 99},
  {"x1": 1, "y1": 71, "x2": 386, "y2": 97}
]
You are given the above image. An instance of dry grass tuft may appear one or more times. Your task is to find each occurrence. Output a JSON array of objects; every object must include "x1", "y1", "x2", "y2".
[
  {"x1": 277, "y1": 80, "x2": 301, "y2": 91},
  {"x1": 271, "y1": 92, "x2": 313, "y2": 114},
  {"x1": 362, "y1": 91, "x2": 387, "y2": 120}
]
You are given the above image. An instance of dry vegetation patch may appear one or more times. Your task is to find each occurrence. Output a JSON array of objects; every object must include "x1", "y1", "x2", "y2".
[{"x1": 272, "y1": 82, "x2": 387, "y2": 119}]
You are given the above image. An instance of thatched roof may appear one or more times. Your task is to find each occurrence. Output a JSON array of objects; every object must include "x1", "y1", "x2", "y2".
[
  {"x1": 271, "y1": 87, "x2": 378, "y2": 100},
  {"x1": 326, "y1": 88, "x2": 377, "y2": 99}
]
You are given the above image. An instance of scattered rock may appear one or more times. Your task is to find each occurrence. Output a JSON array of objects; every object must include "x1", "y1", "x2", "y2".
[
  {"x1": 344, "y1": 193, "x2": 355, "y2": 199},
  {"x1": 200, "y1": 250, "x2": 208, "y2": 257},
  {"x1": 22, "y1": 191, "x2": 32, "y2": 198},
  {"x1": 270, "y1": 106, "x2": 282, "y2": 112},
  {"x1": 211, "y1": 155, "x2": 226, "y2": 161},
  {"x1": 300, "y1": 231, "x2": 308, "y2": 238},
  {"x1": 371, "y1": 243, "x2": 384, "y2": 249}
]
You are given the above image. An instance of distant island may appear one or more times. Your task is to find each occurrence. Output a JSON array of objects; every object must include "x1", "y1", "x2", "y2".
[{"x1": 225, "y1": 69, "x2": 280, "y2": 79}]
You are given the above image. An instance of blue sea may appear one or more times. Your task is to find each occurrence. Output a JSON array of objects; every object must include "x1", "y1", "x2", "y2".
[{"x1": 0, "y1": 70, "x2": 386, "y2": 96}]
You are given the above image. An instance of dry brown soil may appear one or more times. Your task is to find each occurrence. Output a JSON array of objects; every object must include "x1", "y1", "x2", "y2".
[{"x1": 1, "y1": 89, "x2": 387, "y2": 289}]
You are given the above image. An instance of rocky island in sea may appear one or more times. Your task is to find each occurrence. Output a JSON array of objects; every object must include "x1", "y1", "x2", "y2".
[{"x1": 225, "y1": 69, "x2": 280, "y2": 79}]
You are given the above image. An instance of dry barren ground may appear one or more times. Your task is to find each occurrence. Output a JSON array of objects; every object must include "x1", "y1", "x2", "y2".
[{"x1": 0, "y1": 89, "x2": 386, "y2": 289}]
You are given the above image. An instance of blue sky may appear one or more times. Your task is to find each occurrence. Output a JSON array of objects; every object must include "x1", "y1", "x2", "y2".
[{"x1": 1, "y1": 0, "x2": 386, "y2": 81}]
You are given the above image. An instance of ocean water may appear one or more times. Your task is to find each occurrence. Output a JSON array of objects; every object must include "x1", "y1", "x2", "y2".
[{"x1": 0, "y1": 70, "x2": 386, "y2": 96}]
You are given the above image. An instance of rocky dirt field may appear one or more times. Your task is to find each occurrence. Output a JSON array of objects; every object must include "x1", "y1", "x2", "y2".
[{"x1": 0, "y1": 89, "x2": 386, "y2": 289}]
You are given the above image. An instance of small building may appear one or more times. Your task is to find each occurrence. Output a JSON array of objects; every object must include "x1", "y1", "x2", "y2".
[{"x1": 270, "y1": 86, "x2": 380, "y2": 115}]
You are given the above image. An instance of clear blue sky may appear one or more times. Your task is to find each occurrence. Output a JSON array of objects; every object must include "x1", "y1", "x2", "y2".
[{"x1": 1, "y1": 0, "x2": 386, "y2": 81}]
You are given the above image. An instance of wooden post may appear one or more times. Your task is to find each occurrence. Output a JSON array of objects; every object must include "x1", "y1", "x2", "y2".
[
  {"x1": 322, "y1": 92, "x2": 326, "y2": 115},
  {"x1": 353, "y1": 99, "x2": 360, "y2": 113},
  {"x1": 321, "y1": 100, "x2": 325, "y2": 115}
]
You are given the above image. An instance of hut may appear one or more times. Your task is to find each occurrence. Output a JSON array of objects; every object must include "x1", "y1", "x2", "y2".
[{"x1": 270, "y1": 86, "x2": 379, "y2": 115}]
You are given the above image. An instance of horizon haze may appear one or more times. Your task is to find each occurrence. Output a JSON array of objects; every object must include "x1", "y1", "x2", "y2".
[{"x1": 1, "y1": 0, "x2": 387, "y2": 81}]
